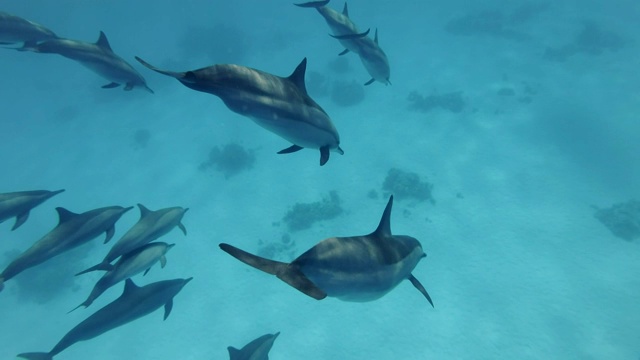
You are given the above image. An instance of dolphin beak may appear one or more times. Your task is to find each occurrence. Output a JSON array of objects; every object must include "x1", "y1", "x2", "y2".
[{"x1": 336, "y1": 146, "x2": 344, "y2": 155}]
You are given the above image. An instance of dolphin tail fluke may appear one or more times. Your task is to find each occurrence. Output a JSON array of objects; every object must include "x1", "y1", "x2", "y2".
[
  {"x1": 219, "y1": 243, "x2": 327, "y2": 300},
  {"x1": 17, "y1": 352, "x2": 53, "y2": 360},
  {"x1": 293, "y1": 0, "x2": 330, "y2": 8},
  {"x1": 135, "y1": 56, "x2": 185, "y2": 79},
  {"x1": 68, "y1": 298, "x2": 91, "y2": 313},
  {"x1": 75, "y1": 262, "x2": 113, "y2": 276},
  {"x1": 409, "y1": 274, "x2": 434, "y2": 307}
]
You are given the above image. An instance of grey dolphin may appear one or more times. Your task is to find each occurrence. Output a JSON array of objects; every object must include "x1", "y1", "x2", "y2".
[
  {"x1": 72, "y1": 242, "x2": 175, "y2": 311},
  {"x1": 219, "y1": 195, "x2": 433, "y2": 305},
  {"x1": 76, "y1": 204, "x2": 187, "y2": 275},
  {"x1": 0, "y1": 189, "x2": 64, "y2": 231},
  {"x1": 294, "y1": 1, "x2": 369, "y2": 56},
  {"x1": 0, "y1": 205, "x2": 133, "y2": 292},
  {"x1": 354, "y1": 28, "x2": 391, "y2": 85},
  {"x1": 228, "y1": 332, "x2": 280, "y2": 360},
  {"x1": 18, "y1": 277, "x2": 192, "y2": 360},
  {"x1": 20, "y1": 31, "x2": 153, "y2": 93},
  {"x1": 135, "y1": 56, "x2": 343, "y2": 166},
  {"x1": 0, "y1": 11, "x2": 58, "y2": 48}
]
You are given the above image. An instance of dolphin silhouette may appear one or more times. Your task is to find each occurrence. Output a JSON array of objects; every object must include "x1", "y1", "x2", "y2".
[
  {"x1": 0, "y1": 189, "x2": 64, "y2": 231},
  {"x1": 19, "y1": 31, "x2": 153, "y2": 92},
  {"x1": 72, "y1": 242, "x2": 175, "y2": 311},
  {"x1": 135, "y1": 56, "x2": 343, "y2": 166},
  {"x1": 0, "y1": 11, "x2": 58, "y2": 48},
  {"x1": 0, "y1": 205, "x2": 132, "y2": 292},
  {"x1": 18, "y1": 277, "x2": 192, "y2": 360},
  {"x1": 76, "y1": 204, "x2": 187, "y2": 275},
  {"x1": 220, "y1": 195, "x2": 433, "y2": 305},
  {"x1": 228, "y1": 332, "x2": 280, "y2": 360}
]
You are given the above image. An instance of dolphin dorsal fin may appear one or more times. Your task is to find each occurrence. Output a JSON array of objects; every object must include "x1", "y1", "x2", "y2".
[
  {"x1": 137, "y1": 203, "x2": 151, "y2": 218},
  {"x1": 96, "y1": 31, "x2": 113, "y2": 52},
  {"x1": 227, "y1": 347, "x2": 242, "y2": 360},
  {"x1": 123, "y1": 278, "x2": 139, "y2": 295},
  {"x1": 56, "y1": 207, "x2": 78, "y2": 224},
  {"x1": 374, "y1": 28, "x2": 379, "y2": 44},
  {"x1": 372, "y1": 195, "x2": 393, "y2": 237},
  {"x1": 343, "y1": 2, "x2": 349, "y2": 16},
  {"x1": 288, "y1": 58, "x2": 309, "y2": 95}
]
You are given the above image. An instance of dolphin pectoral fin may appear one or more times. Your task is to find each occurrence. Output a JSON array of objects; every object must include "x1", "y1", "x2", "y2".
[
  {"x1": 160, "y1": 255, "x2": 167, "y2": 268},
  {"x1": 16, "y1": 352, "x2": 53, "y2": 360},
  {"x1": 409, "y1": 274, "x2": 434, "y2": 307},
  {"x1": 338, "y1": 48, "x2": 350, "y2": 56},
  {"x1": 178, "y1": 222, "x2": 187, "y2": 236},
  {"x1": 0, "y1": 276, "x2": 4, "y2": 292},
  {"x1": 293, "y1": 0, "x2": 330, "y2": 8},
  {"x1": 277, "y1": 144, "x2": 304, "y2": 154},
  {"x1": 364, "y1": 78, "x2": 375, "y2": 86},
  {"x1": 135, "y1": 56, "x2": 185, "y2": 79},
  {"x1": 163, "y1": 299, "x2": 173, "y2": 320},
  {"x1": 101, "y1": 82, "x2": 120, "y2": 89},
  {"x1": 75, "y1": 262, "x2": 113, "y2": 276},
  {"x1": 12, "y1": 211, "x2": 29, "y2": 231},
  {"x1": 143, "y1": 268, "x2": 151, "y2": 276},
  {"x1": 104, "y1": 225, "x2": 115, "y2": 244},
  {"x1": 219, "y1": 243, "x2": 327, "y2": 300},
  {"x1": 330, "y1": 29, "x2": 371, "y2": 40},
  {"x1": 320, "y1": 146, "x2": 330, "y2": 166}
]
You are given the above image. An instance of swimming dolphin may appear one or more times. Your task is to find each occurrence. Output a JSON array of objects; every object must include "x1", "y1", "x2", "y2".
[
  {"x1": 72, "y1": 242, "x2": 175, "y2": 311},
  {"x1": 0, "y1": 189, "x2": 64, "y2": 231},
  {"x1": 228, "y1": 332, "x2": 280, "y2": 360},
  {"x1": 353, "y1": 28, "x2": 391, "y2": 85},
  {"x1": 294, "y1": 1, "x2": 370, "y2": 56},
  {"x1": 0, "y1": 11, "x2": 58, "y2": 48},
  {"x1": 76, "y1": 204, "x2": 187, "y2": 275},
  {"x1": 18, "y1": 277, "x2": 192, "y2": 360},
  {"x1": 219, "y1": 195, "x2": 433, "y2": 305},
  {"x1": 19, "y1": 31, "x2": 153, "y2": 92},
  {"x1": 0, "y1": 205, "x2": 132, "y2": 292},
  {"x1": 135, "y1": 56, "x2": 343, "y2": 166}
]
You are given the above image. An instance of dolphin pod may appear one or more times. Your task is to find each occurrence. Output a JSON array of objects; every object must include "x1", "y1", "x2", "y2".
[
  {"x1": 220, "y1": 195, "x2": 433, "y2": 305},
  {"x1": 228, "y1": 332, "x2": 280, "y2": 360},
  {"x1": 135, "y1": 56, "x2": 344, "y2": 166},
  {"x1": 0, "y1": 205, "x2": 132, "y2": 292},
  {"x1": 18, "y1": 278, "x2": 192, "y2": 360},
  {"x1": 0, "y1": 189, "x2": 64, "y2": 231},
  {"x1": 295, "y1": 0, "x2": 391, "y2": 85}
]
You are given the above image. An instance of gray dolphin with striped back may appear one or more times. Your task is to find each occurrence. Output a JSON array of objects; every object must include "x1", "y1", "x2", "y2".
[
  {"x1": 0, "y1": 205, "x2": 132, "y2": 292},
  {"x1": 219, "y1": 195, "x2": 433, "y2": 305},
  {"x1": 135, "y1": 56, "x2": 343, "y2": 166},
  {"x1": 19, "y1": 31, "x2": 153, "y2": 92},
  {"x1": 76, "y1": 204, "x2": 187, "y2": 275},
  {"x1": 18, "y1": 277, "x2": 192, "y2": 360},
  {"x1": 0, "y1": 11, "x2": 58, "y2": 48},
  {"x1": 0, "y1": 189, "x2": 64, "y2": 231},
  {"x1": 72, "y1": 242, "x2": 175, "y2": 311},
  {"x1": 228, "y1": 332, "x2": 280, "y2": 360}
]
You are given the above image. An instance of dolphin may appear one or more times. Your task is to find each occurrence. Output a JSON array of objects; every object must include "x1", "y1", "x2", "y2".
[
  {"x1": 294, "y1": 1, "x2": 370, "y2": 56},
  {"x1": 18, "y1": 277, "x2": 192, "y2": 360},
  {"x1": 0, "y1": 11, "x2": 58, "y2": 48},
  {"x1": 219, "y1": 195, "x2": 433, "y2": 305},
  {"x1": 228, "y1": 332, "x2": 280, "y2": 360},
  {"x1": 0, "y1": 205, "x2": 132, "y2": 292},
  {"x1": 0, "y1": 189, "x2": 65, "y2": 231},
  {"x1": 353, "y1": 28, "x2": 391, "y2": 85},
  {"x1": 19, "y1": 31, "x2": 153, "y2": 93},
  {"x1": 76, "y1": 204, "x2": 187, "y2": 275},
  {"x1": 72, "y1": 242, "x2": 175, "y2": 311},
  {"x1": 135, "y1": 56, "x2": 343, "y2": 166}
]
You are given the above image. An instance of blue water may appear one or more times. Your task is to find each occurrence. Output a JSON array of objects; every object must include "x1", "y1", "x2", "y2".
[{"x1": 1, "y1": 0, "x2": 639, "y2": 359}]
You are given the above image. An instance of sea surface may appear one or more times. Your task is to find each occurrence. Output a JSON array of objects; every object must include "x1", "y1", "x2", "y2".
[{"x1": 1, "y1": 1, "x2": 639, "y2": 359}]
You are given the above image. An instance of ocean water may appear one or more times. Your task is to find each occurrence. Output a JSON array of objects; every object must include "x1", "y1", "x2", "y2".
[{"x1": 1, "y1": 0, "x2": 639, "y2": 359}]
